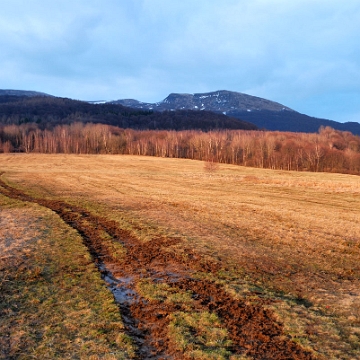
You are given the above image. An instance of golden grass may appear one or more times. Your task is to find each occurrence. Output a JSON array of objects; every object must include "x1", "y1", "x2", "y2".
[{"x1": 1, "y1": 153, "x2": 360, "y2": 358}]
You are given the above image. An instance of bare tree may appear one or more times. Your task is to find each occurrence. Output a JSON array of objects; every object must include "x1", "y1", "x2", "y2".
[{"x1": 204, "y1": 156, "x2": 220, "y2": 172}]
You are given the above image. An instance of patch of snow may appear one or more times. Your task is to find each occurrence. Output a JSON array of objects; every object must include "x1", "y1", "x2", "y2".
[
  {"x1": 89, "y1": 100, "x2": 107, "y2": 104},
  {"x1": 247, "y1": 109, "x2": 252, "y2": 112},
  {"x1": 194, "y1": 106, "x2": 198, "y2": 109},
  {"x1": 223, "y1": 112, "x2": 227, "y2": 115}
]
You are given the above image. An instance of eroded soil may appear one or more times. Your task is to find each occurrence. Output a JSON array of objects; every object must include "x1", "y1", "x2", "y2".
[{"x1": 0, "y1": 176, "x2": 318, "y2": 359}]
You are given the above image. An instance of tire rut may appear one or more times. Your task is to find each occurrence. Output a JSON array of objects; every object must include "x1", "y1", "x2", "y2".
[{"x1": 0, "y1": 176, "x2": 318, "y2": 359}]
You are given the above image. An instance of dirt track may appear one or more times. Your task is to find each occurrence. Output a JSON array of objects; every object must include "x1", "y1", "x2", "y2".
[{"x1": 0, "y1": 176, "x2": 317, "y2": 359}]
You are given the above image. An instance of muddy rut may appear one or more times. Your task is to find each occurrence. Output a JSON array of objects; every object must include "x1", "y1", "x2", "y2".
[{"x1": 0, "y1": 177, "x2": 317, "y2": 359}]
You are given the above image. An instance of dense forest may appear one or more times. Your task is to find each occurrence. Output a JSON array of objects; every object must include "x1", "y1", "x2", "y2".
[
  {"x1": 1, "y1": 122, "x2": 359, "y2": 174},
  {"x1": 0, "y1": 96, "x2": 256, "y2": 131}
]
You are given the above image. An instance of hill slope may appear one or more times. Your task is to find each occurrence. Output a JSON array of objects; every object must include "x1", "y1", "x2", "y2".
[
  {"x1": 0, "y1": 89, "x2": 52, "y2": 97},
  {"x1": 111, "y1": 90, "x2": 360, "y2": 135},
  {"x1": 0, "y1": 94, "x2": 256, "y2": 131}
]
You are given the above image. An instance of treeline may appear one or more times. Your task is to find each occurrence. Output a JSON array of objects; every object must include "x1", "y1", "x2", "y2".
[{"x1": 1, "y1": 123, "x2": 360, "y2": 174}]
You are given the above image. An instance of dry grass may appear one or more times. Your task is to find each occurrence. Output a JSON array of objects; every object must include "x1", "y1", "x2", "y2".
[{"x1": 1, "y1": 153, "x2": 360, "y2": 358}]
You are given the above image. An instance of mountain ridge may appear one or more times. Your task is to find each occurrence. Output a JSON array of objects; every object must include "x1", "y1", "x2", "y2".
[
  {"x1": 110, "y1": 90, "x2": 360, "y2": 135},
  {"x1": 111, "y1": 90, "x2": 295, "y2": 113}
]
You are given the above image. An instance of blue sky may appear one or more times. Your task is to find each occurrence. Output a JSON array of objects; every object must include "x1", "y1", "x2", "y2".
[{"x1": 1, "y1": 0, "x2": 360, "y2": 123}]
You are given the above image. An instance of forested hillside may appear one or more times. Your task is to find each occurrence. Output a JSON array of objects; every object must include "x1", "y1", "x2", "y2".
[{"x1": 0, "y1": 96, "x2": 256, "y2": 131}]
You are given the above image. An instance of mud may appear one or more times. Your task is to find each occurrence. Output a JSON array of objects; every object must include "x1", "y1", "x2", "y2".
[{"x1": 0, "y1": 176, "x2": 318, "y2": 359}]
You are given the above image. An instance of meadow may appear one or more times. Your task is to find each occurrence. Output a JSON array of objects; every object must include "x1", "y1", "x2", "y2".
[{"x1": 0, "y1": 154, "x2": 359, "y2": 359}]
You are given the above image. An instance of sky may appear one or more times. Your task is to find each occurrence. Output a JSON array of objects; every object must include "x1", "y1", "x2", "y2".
[{"x1": 1, "y1": 0, "x2": 360, "y2": 123}]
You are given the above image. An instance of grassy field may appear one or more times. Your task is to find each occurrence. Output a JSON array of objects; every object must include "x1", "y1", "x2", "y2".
[{"x1": 0, "y1": 154, "x2": 359, "y2": 359}]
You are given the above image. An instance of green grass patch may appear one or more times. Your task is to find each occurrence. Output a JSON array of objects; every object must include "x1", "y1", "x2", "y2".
[
  {"x1": 168, "y1": 311, "x2": 232, "y2": 359},
  {"x1": 136, "y1": 278, "x2": 193, "y2": 309}
]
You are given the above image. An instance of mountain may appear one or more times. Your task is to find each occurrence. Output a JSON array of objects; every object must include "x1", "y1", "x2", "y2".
[
  {"x1": 111, "y1": 90, "x2": 360, "y2": 135},
  {"x1": 0, "y1": 93, "x2": 256, "y2": 131},
  {"x1": 112, "y1": 90, "x2": 293, "y2": 112}
]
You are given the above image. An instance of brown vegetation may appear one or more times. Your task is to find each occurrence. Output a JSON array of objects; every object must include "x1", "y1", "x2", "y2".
[{"x1": 1, "y1": 123, "x2": 360, "y2": 174}]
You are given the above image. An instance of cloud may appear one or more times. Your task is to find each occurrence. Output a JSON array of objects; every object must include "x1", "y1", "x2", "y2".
[{"x1": 0, "y1": 0, "x2": 360, "y2": 122}]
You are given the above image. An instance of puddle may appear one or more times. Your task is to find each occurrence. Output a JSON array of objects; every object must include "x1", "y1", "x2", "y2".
[{"x1": 99, "y1": 264, "x2": 139, "y2": 305}]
